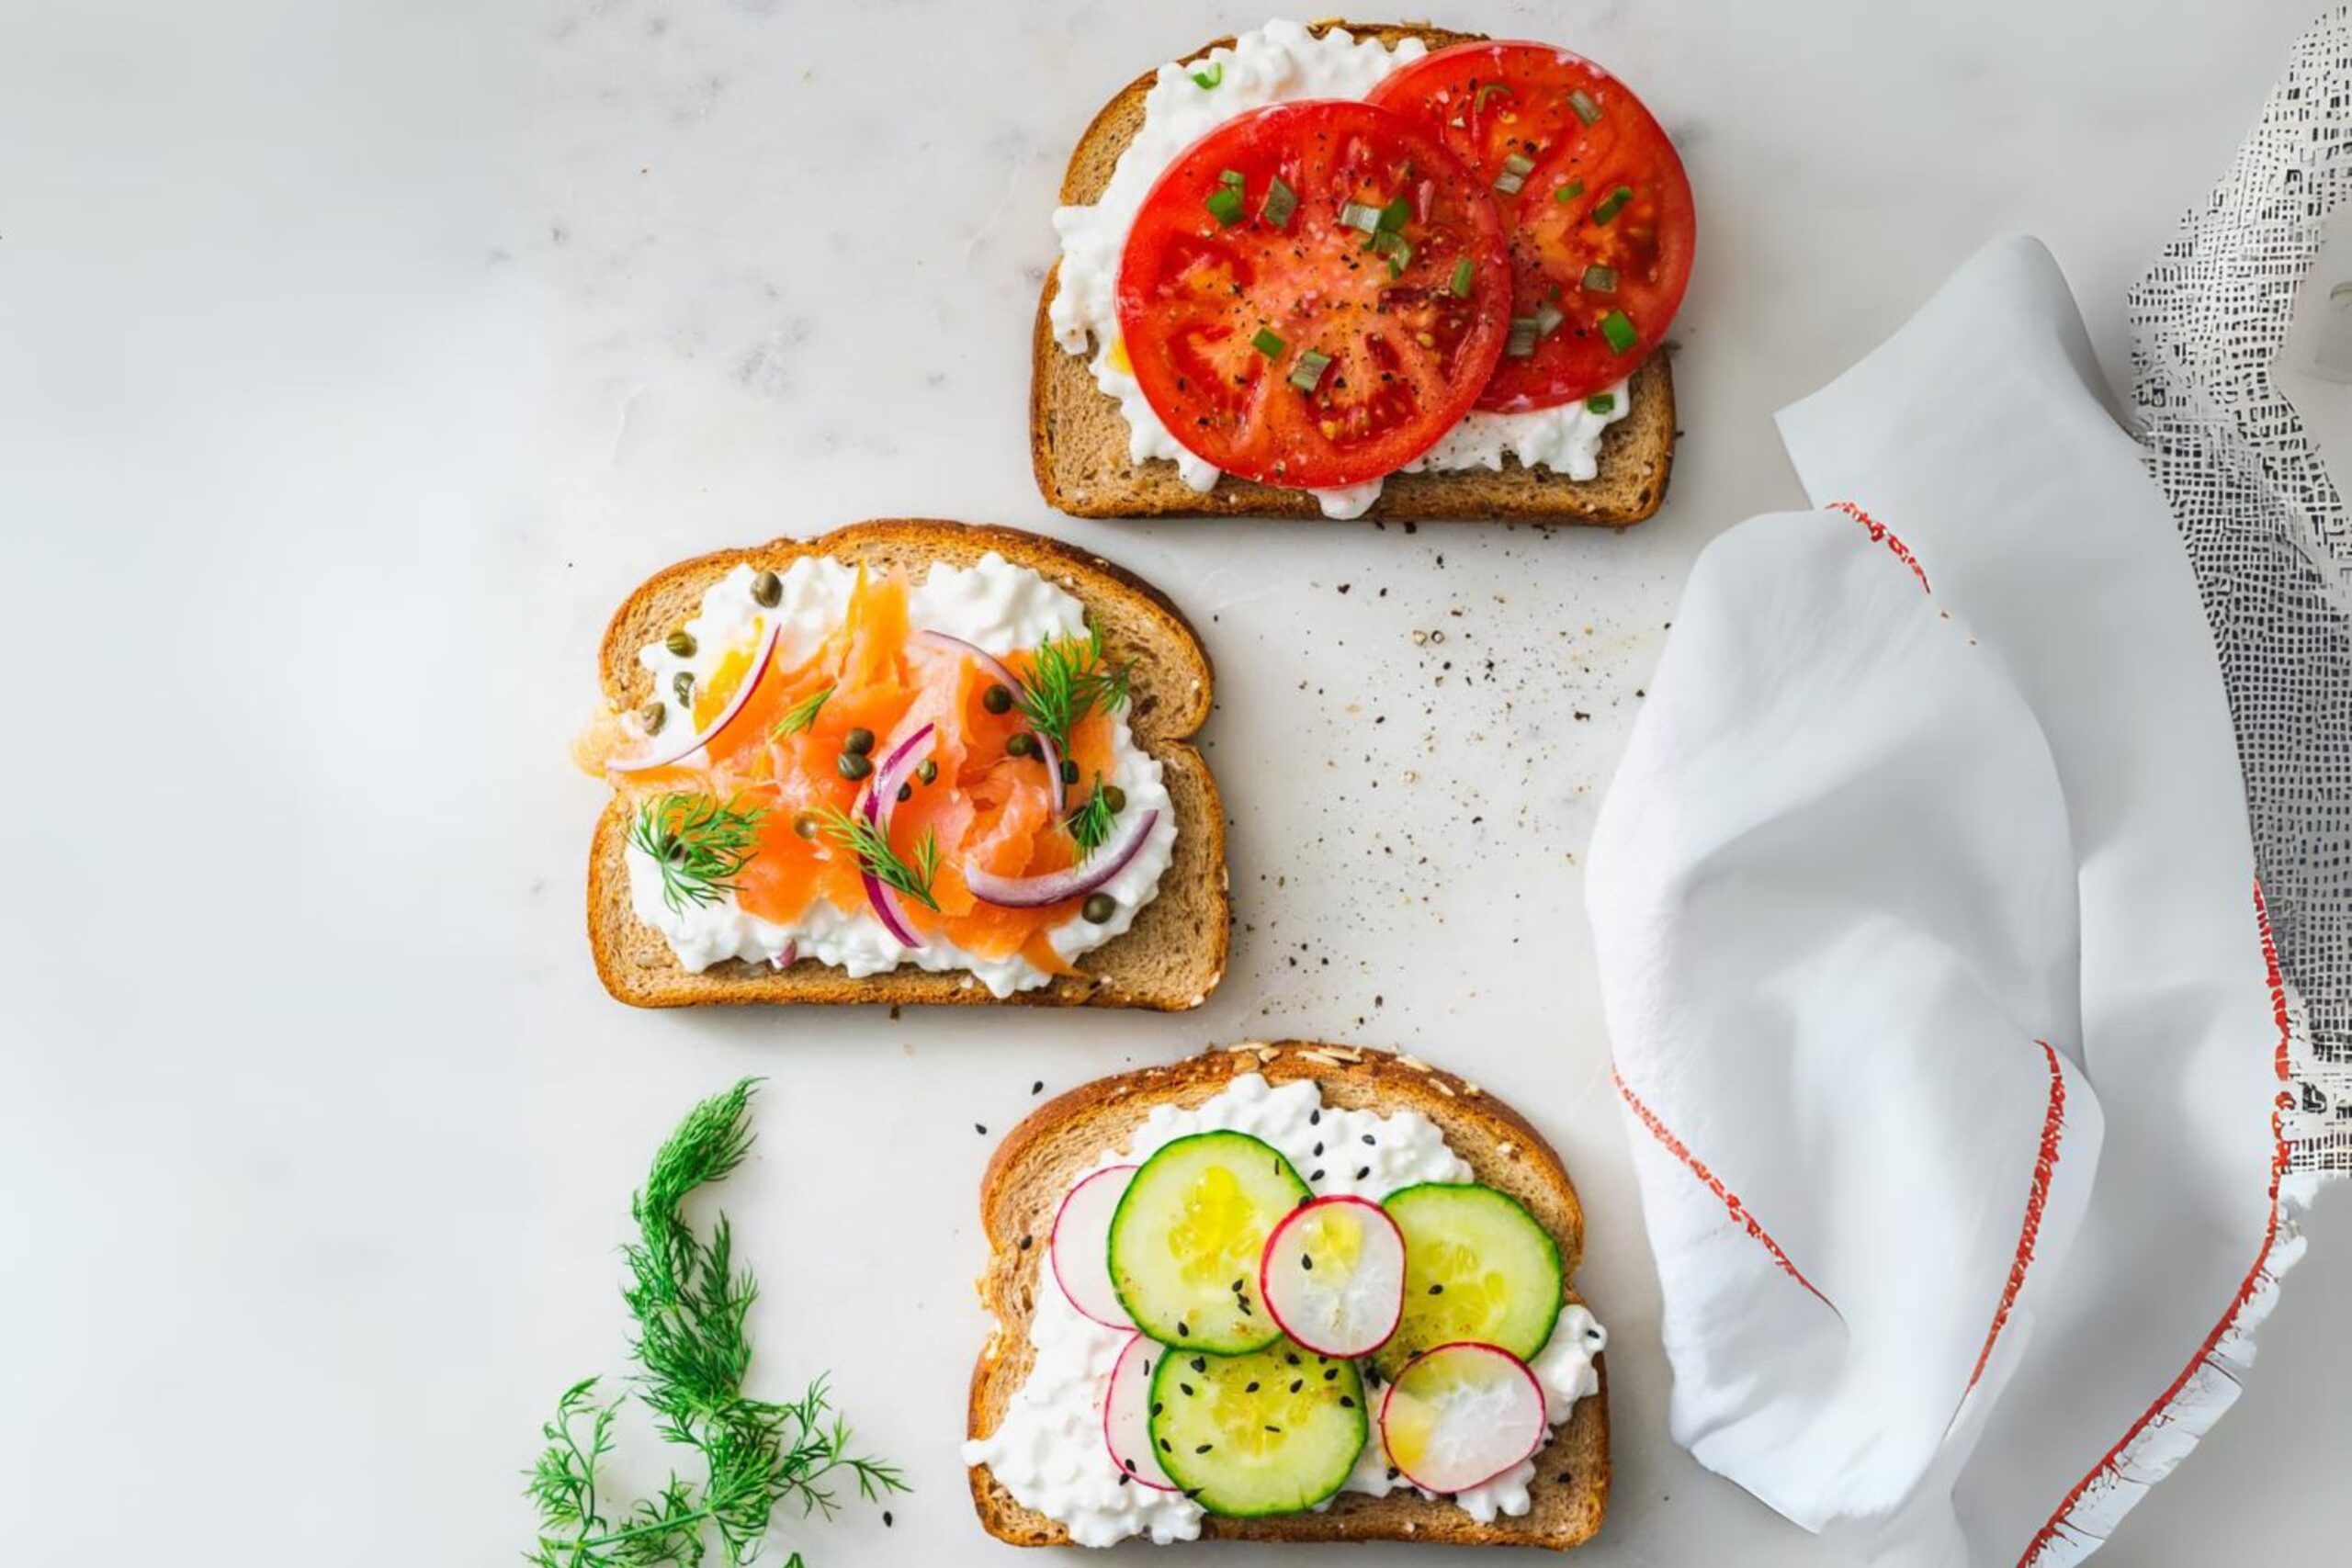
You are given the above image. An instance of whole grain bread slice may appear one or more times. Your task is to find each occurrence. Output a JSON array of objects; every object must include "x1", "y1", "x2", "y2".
[
  {"x1": 1032, "y1": 19, "x2": 1677, "y2": 525},
  {"x1": 968, "y1": 1042, "x2": 1610, "y2": 1550},
  {"x1": 586, "y1": 520, "x2": 1227, "y2": 1010}
]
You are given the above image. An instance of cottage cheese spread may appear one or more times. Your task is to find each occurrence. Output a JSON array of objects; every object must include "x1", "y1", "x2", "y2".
[
  {"x1": 961, "y1": 1071, "x2": 1607, "y2": 1545},
  {"x1": 1048, "y1": 19, "x2": 1632, "y2": 520},
  {"x1": 621, "y1": 553, "x2": 1179, "y2": 997}
]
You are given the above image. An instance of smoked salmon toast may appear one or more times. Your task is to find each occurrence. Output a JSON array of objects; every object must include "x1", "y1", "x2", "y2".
[{"x1": 578, "y1": 521, "x2": 1226, "y2": 1010}]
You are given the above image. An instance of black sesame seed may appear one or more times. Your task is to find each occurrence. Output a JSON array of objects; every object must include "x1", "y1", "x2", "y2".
[
  {"x1": 1125, "y1": 1458, "x2": 1138, "y2": 1472},
  {"x1": 1430, "y1": 1283, "x2": 1445, "y2": 1295},
  {"x1": 1313, "y1": 1142, "x2": 1324, "y2": 1156},
  {"x1": 1310, "y1": 1169, "x2": 1325, "y2": 1181},
  {"x1": 1238, "y1": 1299, "x2": 1252, "y2": 1315},
  {"x1": 1195, "y1": 1443, "x2": 1214, "y2": 1454},
  {"x1": 1151, "y1": 1402, "x2": 1162, "y2": 1416},
  {"x1": 1324, "y1": 1367, "x2": 1339, "y2": 1382},
  {"x1": 1181, "y1": 1382, "x2": 1194, "y2": 1396},
  {"x1": 1302, "y1": 1254, "x2": 1314, "y2": 1270},
  {"x1": 1387, "y1": 1467, "x2": 1401, "y2": 1482},
  {"x1": 1290, "y1": 1379, "x2": 1304, "y2": 1393},
  {"x1": 1363, "y1": 1134, "x2": 1376, "y2": 1145},
  {"x1": 1266, "y1": 1424, "x2": 1283, "y2": 1433},
  {"x1": 1245, "y1": 1382, "x2": 1260, "y2": 1393},
  {"x1": 1310, "y1": 1110, "x2": 1321, "y2": 1125},
  {"x1": 1556, "y1": 1471, "x2": 1575, "y2": 1485},
  {"x1": 1017, "y1": 1235, "x2": 1033, "y2": 1251},
  {"x1": 1159, "y1": 1438, "x2": 1172, "y2": 1453},
  {"x1": 1191, "y1": 1357, "x2": 1206, "y2": 1373},
  {"x1": 1117, "y1": 1472, "x2": 1131, "y2": 1486},
  {"x1": 1231, "y1": 1278, "x2": 1246, "y2": 1294},
  {"x1": 1340, "y1": 1396, "x2": 1356, "y2": 1409},
  {"x1": 883, "y1": 1511, "x2": 893, "y2": 1529},
  {"x1": 1178, "y1": 1321, "x2": 1190, "y2": 1337},
  {"x1": 1355, "y1": 1167, "x2": 1371, "y2": 1181},
  {"x1": 1286, "y1": 1353, "x2": 1301, "y2": 1366},
  {"x1": 1032, "y1": 1079, "x2": 1045, "y2": 1095}
]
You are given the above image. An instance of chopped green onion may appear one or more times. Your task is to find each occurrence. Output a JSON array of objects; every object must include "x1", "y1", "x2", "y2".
[
  {"x1": 1586, "y1": 391, "x2": 1617, "y2": 414},
  {"x1": 1505, "y1": 317, "x2": 1541, "y2": 357},
  {"x1": 1555, "y1": 179, "x2": 1586, "y2": 203},
  {"x1": 1475, "y1": 82, "x2": 1512, "y2": 111},
  {"x1": 1376, "y1": 196, "x2": 1412, "y2": 232},
  {"x1": 1204, "y1": 183, "x2": 1246, "y2": 225},
  {"x1": 1339, "y1": 201, "x2": 1385, "y2": 234},
  {"x1": 1600, "y1": 309, "x2": 1638, "y2": 354},
  {"x1": 1381, "y1": 236, "x2": 1414, "y2": 278},
  {"x1": 1288, "y1": 349, "x2": 1332, "y2": 392},
  {"x1": 1218, "y1": 168, "x2": 1246, "y2": 189},
  {"x1": 1450, "y1": 256, "x2": 1475, "y2": 297},
  {"x1": 1582, "y1": 264, "x2": 1618, "y2": 293},
  {"x1": 1250, "y1": 327, "x2": 1285, "y2": 359},
  {"x1": 1568, "y1": 88, "x2": 1601, "y2": 126},
  {"x1": 1261, "y1": 175, "x2": 1297, "y2": 229},
  {"x1": 1192, "y1": 62, "x2": 1224, "y2": 90},
  {"x1": 1592, "y1": 185, "x2": 1634, "y2": 224},
  {"x1": 1493, "y1": 152, "x2": 1535, "y2": 197},
  {"x1": 1532, "y1": 299, "x2": 1566, "y2": 337}
]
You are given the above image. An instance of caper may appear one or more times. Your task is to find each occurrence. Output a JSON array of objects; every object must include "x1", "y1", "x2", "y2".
[
  {"x1": 639, "y1": 702, "x2": 668, "y2": 735},
  {"x1": 792, "y1": 810, "x2": 820, "y2": 840},
  {"x1": 751, "y1": 569, "x2": 782, "y2": 607},
  {"x1": 672, "y1": 671, "x2": 695, "y2": 706},
  {"x1": 1006, "y1": 732, "x2": 1037, "y2": 758},
  {"x1": 1102, "y1": 784, "x2": 1127, "y2": 814},
  {"x1": 665, "y1": 630, "x2": 697, "y2": 658},
  {"x1": 897, "y1": 783, "x2": 912, "y2": 803},
  {"x1": 916, "y1": 759, "x2": 939, "y2": 784},
  {"x1": 837, "y1": 752, "x2": 874, "y2": 781},
  {"x1": 1082, "y1": 893, "x2": 1118, "y2": 924},
  {"x1": 982, "y1": 683, "x2": 1013, "y2": 714},
  {"x1": 844, "y1": 727, "x2": 876, "y2": 756},
  {"x1": 1060, "y1": 759, "x2": 1080, "y2": 785}
]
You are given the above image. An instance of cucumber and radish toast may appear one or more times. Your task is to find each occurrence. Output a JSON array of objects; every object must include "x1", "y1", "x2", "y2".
[{"x1": 968, "y1": 1043, "x2": 1609, "y2": 1551}]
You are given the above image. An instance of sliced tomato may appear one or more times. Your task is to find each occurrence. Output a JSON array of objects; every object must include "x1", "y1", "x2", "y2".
[
  {"x1": 1115, "y1": 99, "x2": 1510, "y2": 490},
  {"x1": 1366, "y1": 41, "x2": 1694, "y2": 412}
]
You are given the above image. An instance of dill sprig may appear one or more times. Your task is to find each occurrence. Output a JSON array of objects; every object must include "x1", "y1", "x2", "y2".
[
  {"x1": 1016, "y1": 620, "x2": 1133, "y2": 756},
  {"x1": 769, "y1": 685, "x2": 833, "y2": 740},
  {"x1": 810, "y1": 806, "x2": 942, "y2": 912},
  {"x1": 630, "y1": 794, "x2": 767, "y2": 914},
  {"x1": 1066, "y1": 774, "x2": 1118, "y2": 862},
  {"x1": 526, "y1": 1079, "x2": 907, "y2": 1568}
]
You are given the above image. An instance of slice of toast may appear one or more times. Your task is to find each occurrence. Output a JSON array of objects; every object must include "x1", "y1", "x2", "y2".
[
  {"x1": 585, "y1": 520, "x2": 1227, "y2": 1010},
  {"x1": 968, "y1": 1042, "x2": 1610, "y2": 1550},
  {"x1": 1032, "y1": 19, "x2": 1677, "y2": 525}
]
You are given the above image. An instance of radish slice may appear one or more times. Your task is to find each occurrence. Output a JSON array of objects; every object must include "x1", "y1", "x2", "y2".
[
  {"x1": 768, "y1": 942, "x2": 797, "y2": 971},
  {"x1": 1377, "y1": 1343, "x2": 1548, "y2": 1495},
  {"x1": 913, "y1": 628, "x2": 1064, "y2": 816},
  {"x1": 1050, "y1": 1164, "x2": 1134, "y2": 1328},
  {"x1": 609, "y1": 620, "x2": 782, "y2": 773},
  {"x1": 1261, "y1": 1195, "x2": 1407, "y2": 1358},
  {"x1": 1102, "y1": 1332, "x2": 1179, "y2": 1491},
  {"x1": 854, "y1": 723, "x2": 936, "y2": 949},
  {"x1": 965, "y1": 808, "x2": 1159, "y2": 909}
]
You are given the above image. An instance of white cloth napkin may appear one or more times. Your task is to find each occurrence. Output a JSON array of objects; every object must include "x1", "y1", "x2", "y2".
[{"x1": 1587, "y1": 236, "x2": 2298, "y2": 1566}]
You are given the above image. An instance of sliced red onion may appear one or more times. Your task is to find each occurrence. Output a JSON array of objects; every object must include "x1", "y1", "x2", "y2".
[
  {"x1": 914, "y1": 629, "x2": 1065, "y2": 815},
  {"x1": 609, "y1": 620, "x2": 782, "y2": 774},
  {"x1": 768, "y1": 942, "x2": 797, "y2": 971},
  {"x1": 854, "y1": 723, "x2": 937, "y2": 950},
  {"x1": 966, "y1": 807, "x2": 1158, "y2": 909}
]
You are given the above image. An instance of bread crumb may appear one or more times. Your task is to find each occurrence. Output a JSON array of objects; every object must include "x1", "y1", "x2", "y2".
[{"x1": 1398, "y1": 1053, "x2": 1433, "y2": 1073}]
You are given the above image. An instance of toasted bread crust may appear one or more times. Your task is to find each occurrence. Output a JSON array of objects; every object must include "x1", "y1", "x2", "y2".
[
  {"x1": 1030, "y1": 19, "x2": 1678, "y2": 525},
  {"x1": 967, "y1": 1043, "x2": 1611, "y2": 1550},
  {"x1": 586, "y1": 520, "x2": 1227, "y2": 1010}
]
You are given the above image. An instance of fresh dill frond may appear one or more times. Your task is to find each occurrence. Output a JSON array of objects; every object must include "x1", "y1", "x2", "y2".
[
  {"x1": 629, "y1": 793, "x2": 766, "y2": 914},
  {"x1": 1066, "y1": 774, "x2": 1117, "y2": 862},
  {"x1": 1015, "y1": 618, "x2": 1133, "y2": 755},
  {"x1": 769, "y1": 685, "x2": 834, "y2": 739},
  {"x1": 809, "y1": 806, "x2": 941, "y2": 912},
  {"x1": 526, "y1": 1079, "x2": 907, "y2": 1568}
]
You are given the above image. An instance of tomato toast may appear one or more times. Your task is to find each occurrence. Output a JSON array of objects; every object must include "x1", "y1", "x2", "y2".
[
  {"x1": 1035, "y1": 19, "x2": 1682, "y2": 524},
  {"x1": 581, "y1": 521, "x2": 1227, "y2": 1010}
]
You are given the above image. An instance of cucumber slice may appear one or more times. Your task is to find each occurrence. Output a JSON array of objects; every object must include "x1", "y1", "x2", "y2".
[
  {"x1": 1379, "y1": 1342, "x2": 1548, "y2": 1495},
  {"x1": 1148, "y1": 1339, "x2": 1368, "y2": 1517},
  {"x1": 1110, "y1": 1132, "x2": 1310, "y2": 1353},
  {"x1": 1377, "y1": 1182, "x2": 1564, "y2": 1378}
]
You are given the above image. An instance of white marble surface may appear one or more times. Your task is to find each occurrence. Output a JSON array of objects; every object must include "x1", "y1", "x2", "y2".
[{"x1": 1, "y1": 2, "x2": 2346, "y2": 1563}]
